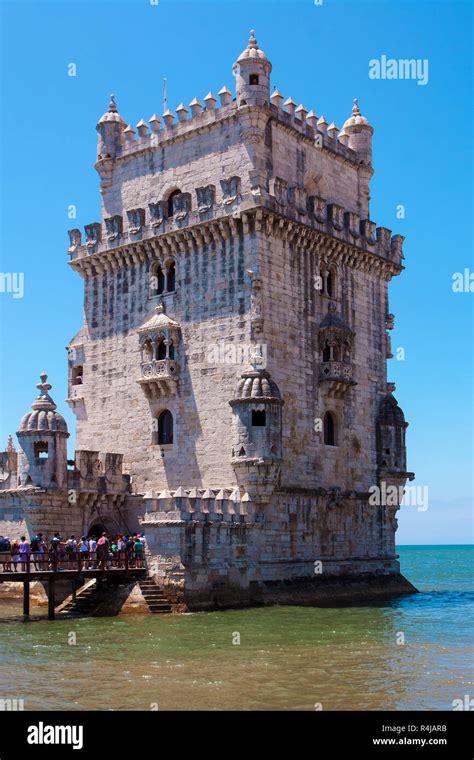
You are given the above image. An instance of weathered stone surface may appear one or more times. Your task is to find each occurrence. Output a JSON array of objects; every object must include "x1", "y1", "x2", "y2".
[{"x1": 0, "y1": 32, "x2": 415, "y2": 611}]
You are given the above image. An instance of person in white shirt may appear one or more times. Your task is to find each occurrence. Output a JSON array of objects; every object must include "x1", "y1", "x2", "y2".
[{"x1": 88, "y1": 536, "x2": 97, "y2": 568}]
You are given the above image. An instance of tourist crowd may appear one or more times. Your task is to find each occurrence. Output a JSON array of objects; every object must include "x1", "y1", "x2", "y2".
[{"x1": 0, "y1": 532, "x2": 146, "y2": 571}]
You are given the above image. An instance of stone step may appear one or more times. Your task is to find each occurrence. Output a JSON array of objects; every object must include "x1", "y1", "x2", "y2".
[
  {"x1": 148, "y1": 606, "x2": 172, "y2": 613},
  {"x1": 142, "y1": 593, "x2": 169, "y2": 600}
]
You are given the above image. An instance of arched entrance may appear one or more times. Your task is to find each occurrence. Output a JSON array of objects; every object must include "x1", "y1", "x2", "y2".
[
  {"x1": 88, "y1": 523, "x2": 106, "y2": 539},
  {"x1": 87, "y1": 515, "x2": 120, "y2": 539}
]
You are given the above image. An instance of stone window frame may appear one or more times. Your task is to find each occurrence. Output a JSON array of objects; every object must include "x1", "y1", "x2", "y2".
[
  {"x1": 152, "y1": 409, "x2": 174, "y2": 447},
  {"x1": 319, "y1": 262, "x2": 339, "y2": 300},
  {"x1": 149, "y1": 257, "x2": 177, "y2": 299}
]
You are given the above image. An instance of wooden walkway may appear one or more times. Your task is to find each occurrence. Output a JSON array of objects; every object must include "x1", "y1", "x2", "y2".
[{"x1": 0, "y1": 555, "x2": 146, "y2": 619}]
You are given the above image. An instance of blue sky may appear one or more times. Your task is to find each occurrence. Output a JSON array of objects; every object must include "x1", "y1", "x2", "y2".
[{"x1": 0, "y1": 0, "x2": 472, "y2": 544}]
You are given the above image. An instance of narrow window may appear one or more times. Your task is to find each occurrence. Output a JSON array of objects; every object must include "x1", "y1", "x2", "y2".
[
  {"x1": 324, "y1": 412, "x2": 336, "y2": 446},
  {"x1": 252, "y1": 410, "x2": 266, "y2": 426},
  {"x1": 143, "y1": 339, "x2": 153, "y2": 362},
  {"x1": 157, "y1": 340, "x2": 167, "y2": 360},
  {"x1": 326, "y1": 270, "x2": 333, "y2": 297},
  {"x1": 322, "y1": 342, "x2": 331, "y2": 362},
  {"x1": 166, "y1": 261, "x2": 176, "y2": 292},
  {"x1": 249, "y1": 74, "x2": 259, "y2": 85},
  {"x1": 151, "y1": 264, "x2": 165, "y2": 296},
  {"x1": 72, "y1": 366, "x2": 83, "y2": 385},
  {"x1": 168, "y1": 341, "x2": 175, "y2": 360},
  {"x1": 167, "y1": 189, "x2": 181, "y2": 218},
  {"x1": 157, "y1": 410, "x2": 173, "y2": 445},
  {"x1": 34, "y1": 441, "x2": 49, "y2": 459}
]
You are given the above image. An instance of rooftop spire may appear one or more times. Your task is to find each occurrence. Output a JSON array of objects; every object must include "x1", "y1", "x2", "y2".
[
  {"x1": 6, "y1": 434, "x2": 15, "y2": 453},
  {"x1": 352, "y1": 98, "x2": 360, "y2": 116},
  {"x1": 248, "y1": 29, "x2": 258, "y2": 49},
  {"x1": 108, "y1": 93, "x2": 117, "y2": 113},
  {"x1": 31, "y1": 372, "x2": 57, "y2": 413}
]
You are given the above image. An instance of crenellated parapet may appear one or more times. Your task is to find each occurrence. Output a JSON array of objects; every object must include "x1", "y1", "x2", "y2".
[
  {"x1": 91, "y1": 89, "x2": 368, "y2": 172},
  {"x1": 140, "y1": 486, "x2": 255, "y2": 525},
  {"x1": 68, "y1": 201, "x2": 406, "y2": 282},
  {"x1": 67, "y1": 449, "x2": 131, "y2": 495}
]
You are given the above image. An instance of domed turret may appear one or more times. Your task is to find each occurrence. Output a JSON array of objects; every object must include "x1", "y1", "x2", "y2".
[
  {"x1": 234, "y1": 30, "x2": 272, "y2": 107},
  {"x1": 96, "y1": 94, "x2": 126, "y2": 160},
  {"x1": 376, "y1": 389, "x2": 408, "y2": 477},
  {"x1": 229, "y1": 368, "x2": 283, "y2": 504},
  {"x1": 17, "y1": 373, "x2": 69, "y2": 489},
  {"x1": 342, "y1": 99, "x2": 373, "y2": 164}
]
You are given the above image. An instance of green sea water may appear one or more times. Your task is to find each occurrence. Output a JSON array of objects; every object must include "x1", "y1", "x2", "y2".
[{"x1": 0, "y1": 545, "x2": 472, "y2": 711}]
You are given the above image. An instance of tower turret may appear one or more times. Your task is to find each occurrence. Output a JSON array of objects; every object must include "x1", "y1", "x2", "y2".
[
  {"x1": 17, "y1": 373, "x2": 69, "y2": 489},
  {"x1": 234, "y1": 30, "x2": 272, "y2": 107},
  {"x1": 229, "y1": 367, "x2": 283, "y2": 504},
  {"x1": 96, "y1": 94, "x2": 126, "y2": 160},
  {"x1": 342, "y1": 98, "x2": 374, "y2": 165},
  {"x1": 376, "y1": 387, "x2": 410, "y2": 484}
]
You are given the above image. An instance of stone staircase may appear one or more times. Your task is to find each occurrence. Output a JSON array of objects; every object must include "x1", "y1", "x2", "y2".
[
  {"x1": 56, "y1": 579, "x2": 101, "y2": 617},
  {"x1": 139, "y1": 579, "x2": 172, "y2": 614}
]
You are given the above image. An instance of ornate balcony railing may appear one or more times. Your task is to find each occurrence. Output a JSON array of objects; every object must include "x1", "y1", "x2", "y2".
[
  {"x1": 137, "y1": 359, "x2": 177, "y2": 400},
  {"x1": 140, "y1": 359, "x2": 177, "y2": 379},
  {"x1": 319, "y1": 361, "x2": 353, "y2": 383}
]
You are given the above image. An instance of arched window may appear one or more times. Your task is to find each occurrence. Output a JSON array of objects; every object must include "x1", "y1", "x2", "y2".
[
  {"x1": 143, "y1": 339, "x2": 153, "y2": 362},
  {"x1": 323, "y1": 412, "x2": 337, "y2": 446},
  {"x1": 156, "y1": 340, "x2": 167, "y2": 360},
  {"x1": 156, "y1": 410, "x2": 173, "y2": 445},
  {"x1": 167, "y1": 189, "x2": 181, "y2": 218},
  {"x1": 322, "y1": 341, "x2": 331, "y2": 362},
  {"x1": 168, "y1": 341, "x2": 175, "y2": 360},
  {"x1": 166, "y1": 261, "x2": 176, "y2": 292},
  {"x1": 151, "y1": 264, "x2": 165, "y2": 296},
  {"x1": 249, "y1": 73, "x2": 259, "y2": 85}
]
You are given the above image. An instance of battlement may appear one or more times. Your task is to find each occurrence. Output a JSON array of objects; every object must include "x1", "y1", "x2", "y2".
[
  {"x1": 67, "y1": 450, "x2": 131, "y2": 494},
  {"x1": 141, "y1": 486, "x2": 255, "y2": 524},
  {"x1": 96, "y1": 94, "x2": 360, "y2": 166},
  {"x1": 68, "y1": 199, "x2": 405, "y2": 275}
]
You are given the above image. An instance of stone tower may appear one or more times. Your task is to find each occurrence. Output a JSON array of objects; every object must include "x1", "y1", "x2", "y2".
[{"x1": 0, "y1": 30, "x2": 415, "y2": 610}]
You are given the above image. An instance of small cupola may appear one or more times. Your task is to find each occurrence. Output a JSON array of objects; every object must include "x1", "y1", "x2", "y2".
[
  {"x1": 342, "y1": 98, "x2": 374, "y2": 164},
  {"x1": 17, "y1": 373, "x2": 69, "y2": 489},
  {"x1": 96, "y1": 94, "x2": 126, "y2": 160},
  {"x1": 376, "y1": 388, "x2": 409, "y2": 477},
  {"x1": 234, "y1": 30, "x2": 272, "y2": 107},
  {"x1": 229, "y1": 368, "x2": 284, "y2": 504}
]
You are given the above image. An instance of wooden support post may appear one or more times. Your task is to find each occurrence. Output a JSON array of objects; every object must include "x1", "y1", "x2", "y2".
[
  {"x1": 48, "y1": 576, "x2": 55, "y2": 620},
  {"x1": 23, "y1": 580, "x2": 30, "y2": 617},
  {"x1": 23, "y1": 554, "x2": 30, "y2": 617}
]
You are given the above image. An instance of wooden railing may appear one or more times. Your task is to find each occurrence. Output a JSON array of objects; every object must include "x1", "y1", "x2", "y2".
[{"x1": 0, "y1": 551, "x2": 145, "y2": 574}]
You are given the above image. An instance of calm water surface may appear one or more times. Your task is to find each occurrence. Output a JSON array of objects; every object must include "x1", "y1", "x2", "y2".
[{"x1": 0, "y1": 545, "x2": 472, "y2": 710}]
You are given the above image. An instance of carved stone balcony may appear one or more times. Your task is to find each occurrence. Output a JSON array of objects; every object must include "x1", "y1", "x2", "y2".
[
  {"x1": 319, "y1": 361, "x2": 355, "y2": 397},
  {"x1": 137, "y1": 359, "x2": 177, "y2": 400}
]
